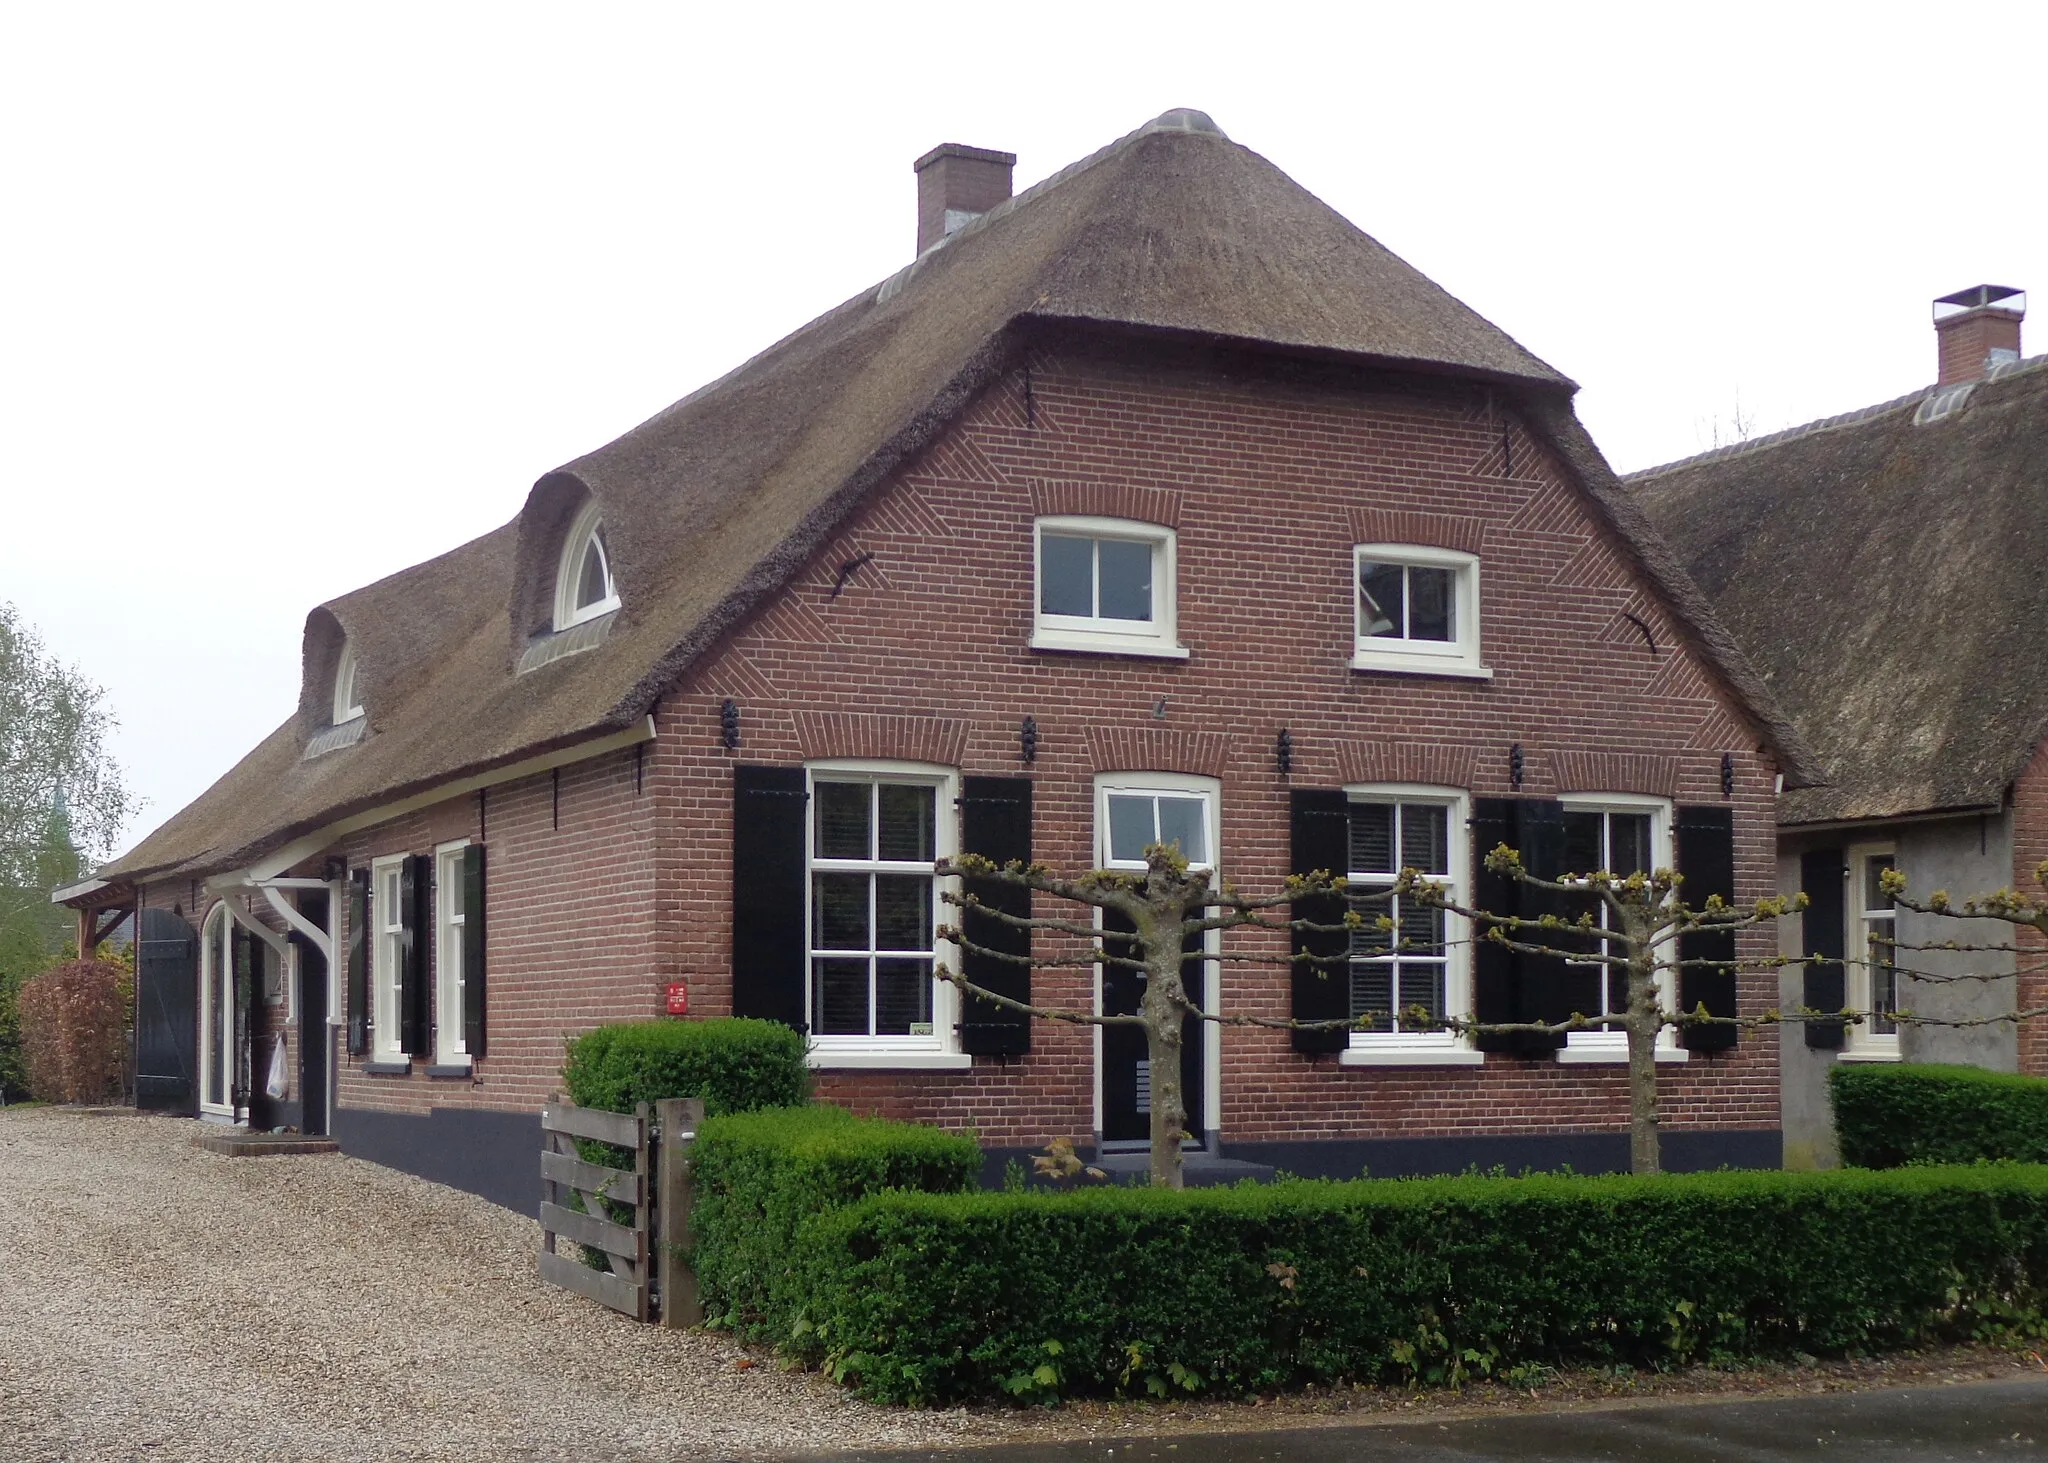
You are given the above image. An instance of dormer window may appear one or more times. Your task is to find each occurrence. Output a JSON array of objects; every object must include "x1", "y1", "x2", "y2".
[
  {"x1": 333, "y1": 639, "x2": 365, "y2": 724},
  {"x1": 554, "y1": 500, "x2": 620, "y2": 632}
]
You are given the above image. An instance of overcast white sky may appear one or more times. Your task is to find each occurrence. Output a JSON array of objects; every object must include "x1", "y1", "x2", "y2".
[{"x1": 5, "y1": 2, "x2": 2045, "y2": 856}]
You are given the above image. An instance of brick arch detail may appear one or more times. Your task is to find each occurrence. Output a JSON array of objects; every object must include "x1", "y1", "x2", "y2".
[
  {"x1": 1332, "y1": 741, "x2": 1479, "y2": 790},
  {"x1": 1084, "y1": 726, "x2": 1232, "y2": 777},
  {"x1": 1029, "y1": 480, "x2": 1182, "y2": 528},
  {"x1": 1345, "y1": 508, "x2": 1486, "y2": 554},
  {"x1": 793, "y1": 712, "x2": 972, "y2": 767}
]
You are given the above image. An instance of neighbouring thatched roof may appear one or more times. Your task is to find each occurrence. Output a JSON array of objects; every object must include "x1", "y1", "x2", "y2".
[
  {"x1": 97, "y1": 109, "x2": 1804, "y2": 887},
  {"x1": 1632, "y1": 355, "x2": 2048, "y2": 825}
]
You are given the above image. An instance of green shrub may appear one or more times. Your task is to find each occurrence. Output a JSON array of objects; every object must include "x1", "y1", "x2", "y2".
[
  {"x1": 692, "y1": 1105, "x2": 980, "y2": 1345},
  {"x1": 17, "y1": 959, "x2": 127, "y2": 1104},
  {"x1": 793, "y1": 1164, "x2": 2048, "y2": 1405},
  {"x1": 563, "y1": 1017, "x2": 809, "y2": 1118},
  {"x1": 1832, "y1": 1063, "x2": 2048, "y2": 1168}
]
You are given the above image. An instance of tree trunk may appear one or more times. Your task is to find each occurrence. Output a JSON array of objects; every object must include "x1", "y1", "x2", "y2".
[
  {"x1": 1624, "y1": 925, "x2": 1662, "y2": 1175},
  {"x1": 1139, "y1": 911, "x2": 1188, "y2": 1190}
]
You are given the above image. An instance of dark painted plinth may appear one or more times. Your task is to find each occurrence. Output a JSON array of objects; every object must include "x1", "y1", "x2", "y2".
[{"x1": 332, "y1": 1105, "x2": 541, "y2": 1214}]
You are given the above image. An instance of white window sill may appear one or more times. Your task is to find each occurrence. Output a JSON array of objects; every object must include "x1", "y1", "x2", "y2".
[
  {"x1": 1030, "y1": 630, "x2": 1190, "y2": 661},
  {"x1": 806, "y1": 1049, "x2": 974, "y2": 1071},
  {"x1": 1836, "y1": 1048, "x2": 1902, "y2": 1063},
  {"x1": 1350, "y1": 651, "x2": 1492, "y2": 681},
  {"x1": 1339, "y1": 1046, "x2": 1486, "y2": 1067},
  {"x1": 1555, "y1": 1043, "x2": 1691, "y2": 1065}
]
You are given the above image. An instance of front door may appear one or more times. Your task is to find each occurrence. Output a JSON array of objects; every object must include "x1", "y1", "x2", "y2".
[
  {"x1": 134, "y1": 908, "x2": 198, "y2": 1115},
  {"x1": 1095, "y1": 777, "x2": 1217, "y2": 1148}
]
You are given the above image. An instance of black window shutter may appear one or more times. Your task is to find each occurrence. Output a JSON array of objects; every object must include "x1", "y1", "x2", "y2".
[
  {"x1": 1289, "y1": 789, "x2": 1351, "y2": 1054},
  {"x1": 1801, "y1": 846, "x2": 1848, "y2": 1049},
  {"x1": 732, "y1": 765, "x2": 808, "y2": 1030},
  {"x1": 958, "y1": 776, "x2": 1033, "y2": 1055},
  {"x1": 463, "y1": 843, "x2": 487, "y2": 1059},
  {"x1": 231, "y1": 926, "x2": 253, "y2": 1106},
  {"x1": 1676, "y1": 805, "x2": 1739, "y2": 1053},
  {"x1": 1507, "y1": 798, "x2": 1572, "y2": 1053},
  {"x1": 1470, "y1": 798, "x2": 1519, "y2": 1052},
  {"x1": 346, "y1": 869, "x2": 370, "y2": 1055},
  {"x1": 400, "y1": 853, "x2": 430, "y2": 1057}
]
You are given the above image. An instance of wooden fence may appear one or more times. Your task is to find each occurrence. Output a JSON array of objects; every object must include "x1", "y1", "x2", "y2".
[{"x1": 538, "y1": 1096, "x2": 703, "y2": 1328}]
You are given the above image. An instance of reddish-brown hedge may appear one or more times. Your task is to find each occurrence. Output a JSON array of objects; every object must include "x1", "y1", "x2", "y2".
[{"x1": 18, "y1": 960, "x2": 127, "y2": 1104}]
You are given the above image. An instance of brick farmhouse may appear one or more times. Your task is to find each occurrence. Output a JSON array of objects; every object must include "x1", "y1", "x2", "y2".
[{"x1": 61, "y1": 112, "x2": 1813, "y2": 1205}]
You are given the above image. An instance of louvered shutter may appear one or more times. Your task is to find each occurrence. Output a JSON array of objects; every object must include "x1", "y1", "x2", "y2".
[
  {"x1": 463, "y1": 843, "x2": 487, "y2": 1059},
  {"x1": 346, "y1": 869, "x2": 370, "y2": 1055},
  {"x1": 732, "y1": 766, "x2": 808, "y2": 1029},
  {"x1": 1508, "y1": 798, "x2": 1571, "y2": 1053},
  {"x1": 1289, "y1": 789, "x2": 1351, "y2": 1054},
  {"x1": 1676, "y1": 805, "x2": 1739, "y2": 1053},
  {"x1": 399, "y1": 854, "x2": 430, "y2": 1057},
  {"x1": 1470, "y1": 798, "x2": 1519, "y2": 1052},
  {"x1": 958, "y1": 777, "x2": 1033, "y2": 1055},
  {"x1": 1801, "y1": 846, "x2": 1848, "y2": 1049}
]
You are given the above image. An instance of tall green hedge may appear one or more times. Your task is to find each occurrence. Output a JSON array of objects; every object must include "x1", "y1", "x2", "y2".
[
  {"x1": 692, "y1": 1105, "x2": 980, "y2": 1345},
  {"x1": 563, "y1": 1017, "x2": 809, "y2": 1117},
  {"x1": 791, "y1": 1165, "x2": 2048, "y2": 1405},
  {"x1": 1833, "y1": 1062, "x2": 2048, "y2": 1168}
]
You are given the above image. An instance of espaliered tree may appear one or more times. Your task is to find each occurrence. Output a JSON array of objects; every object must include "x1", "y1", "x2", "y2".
[
  {"x1": 936, "y1": 842, "x2": 1810, "y2": 1184},
  {"x1": 1868, "y1": 864, "x2": 2048, "y2": 1033}
]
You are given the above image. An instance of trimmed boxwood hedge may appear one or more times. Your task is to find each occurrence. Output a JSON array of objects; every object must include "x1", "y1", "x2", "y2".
[
  {"x1": 1833, "y1": 1062, "x2": 2048, "y2": 1168},
  {"x1": 790, "y1": 1164, "x2": 2048, "y2": 1406},
  {"x1": 692, "y1": 1105, "x2": 981, "y2": 1345},
  {"x1": 563, "y1": 1017, "x2": 808, "y2": 1118}
]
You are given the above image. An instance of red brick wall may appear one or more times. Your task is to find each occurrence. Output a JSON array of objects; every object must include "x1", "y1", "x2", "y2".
[
  {"x1": 640, "y1": 336, "x2": 1782, "y2": 1149},
  {"x1": 2011, "y1": 739, "x2": 2048, "y2": 1077}
]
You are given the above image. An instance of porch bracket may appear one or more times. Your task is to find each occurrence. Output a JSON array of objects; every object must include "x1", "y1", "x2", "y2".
[{"x1": 254, "y1": 879, "x2": 338, "y2": 966}]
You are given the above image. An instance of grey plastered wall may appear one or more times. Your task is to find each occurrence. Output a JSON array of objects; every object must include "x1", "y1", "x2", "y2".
[{"x1": 1777, "y1": 811, "x2": 2015, "y2": 1170}]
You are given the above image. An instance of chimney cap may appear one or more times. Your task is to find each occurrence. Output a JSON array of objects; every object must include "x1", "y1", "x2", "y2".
[
  {"x1": 914, "y1": 142, "x2": 1017, "y2": 174},
  {"x1": 1934, "y1": 284, "x2": 2026, "y2": 322}
]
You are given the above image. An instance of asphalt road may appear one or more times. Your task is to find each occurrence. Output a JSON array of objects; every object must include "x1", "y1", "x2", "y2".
[{"x1": 794, "y1": 1378, "x2": 2048, "y2": 1463}]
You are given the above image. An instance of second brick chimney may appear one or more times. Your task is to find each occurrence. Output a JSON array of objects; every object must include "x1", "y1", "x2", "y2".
[
  {"x1": 1934, "y1": 284, "x2": 2026, "y2": 385},
  {"x1": 914, "y1": 143, "x2": 1016, "y2": 256}
]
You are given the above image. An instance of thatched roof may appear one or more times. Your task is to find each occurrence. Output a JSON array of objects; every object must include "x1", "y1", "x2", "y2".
[
  {"x1": 1632, "y1": 356, "x2": 2048, "y2": 825},
  {"x1": 97, "y1": 109, "x2": 1804, "y2": 887}
]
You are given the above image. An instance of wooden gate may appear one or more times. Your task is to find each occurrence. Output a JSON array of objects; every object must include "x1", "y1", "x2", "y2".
[{"x1": 538, "y1": 1097, "x2": 703, "y2": 1326}]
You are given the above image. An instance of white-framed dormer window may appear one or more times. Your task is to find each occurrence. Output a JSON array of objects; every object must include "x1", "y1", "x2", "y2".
[
  {"x1": 1340, "y1": 786, "x2": 1483, "y2": 1066},
  {"x1": 1554, "y1": 794, "x2": 1686, "y2": 1063},
  {"x1": 1352, "y1": 544, "x2": 1488, "y2": 679},
  {"x1": 1842, "y1": 843, "x2": 1901, "y2": 1062},
  {"x1": 554, "y1": 498, "x2": 620, "y2": 632},
  {"x1": 1031, "y1": 516, "x2": 1186, "y2": 660},
  {"x1": 370, "y1": 854, "x2": 407, "y2": 1062},
  {"x1": 805, "y1": 761, "x2": 966, "y2": 1068},
  {"x1": 333, "y1": 639, "x2": 364, "y2": 724},
  {"x1": 434, "y1": 839, "x2": 471, "y2": 1069}
]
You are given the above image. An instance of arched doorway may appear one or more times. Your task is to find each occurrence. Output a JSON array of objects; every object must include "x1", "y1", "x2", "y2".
[{"x1": 196, "y1": 905, "x2": 252, "y2": 1123}]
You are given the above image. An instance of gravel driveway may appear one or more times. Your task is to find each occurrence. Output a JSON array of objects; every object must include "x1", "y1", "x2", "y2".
[{"x1": 0, "y1": 1106, "x2": 994, "y2": 1463}]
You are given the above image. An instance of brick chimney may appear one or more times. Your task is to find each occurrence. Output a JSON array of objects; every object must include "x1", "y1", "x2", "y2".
[
  {"x1": 1934, "y1": 284, "x2": 2025, "y2": 385},
  {"x1": 914, "y1": 143, "x2": 1016, "y2": 256}
]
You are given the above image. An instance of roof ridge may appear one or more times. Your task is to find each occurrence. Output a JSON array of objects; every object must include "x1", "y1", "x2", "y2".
[{"x1": 1625, "y1": 349, "x2": 2048, "y2": 484}]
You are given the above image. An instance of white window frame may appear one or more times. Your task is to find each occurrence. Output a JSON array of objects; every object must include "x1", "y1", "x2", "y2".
[
  {"x1": 1553, "y1": 793, "x2": 1688, "y2": 1063},
  {"x1": 804, "y1": 760, "x2": 968, "y2": 1070},
  {"x1": 370, "y1": 854, "x2": 407, "y2": 1063},
  {"x1": 1337, "y1": 785, "x2": 1484, "y2": 1067},
  {"x1": 333, "y1": 639, "x2": 364, "y2": 724},
  {"x1": 1351, "y1": 543, "x2": 1489, "y2": 680},
  {"x1": 434, "y1": 839, "x2": 472, "y2": 1069},
  {"x1": 1031, "y1": 515, "x2": 1187, "y2": 660},
  {"x1": 1840, "y1": 842, "x2": 1902, "y2": 1062},
  {"x1": 197, "y1": 904, "x2": 237, "y2": 1120},
  {"x1": 1093, "y1": 772, "x2": 1222, "y2": 1140},
  {"x1": 553, "y1": 498, "x2": 621, "y2": 632}
]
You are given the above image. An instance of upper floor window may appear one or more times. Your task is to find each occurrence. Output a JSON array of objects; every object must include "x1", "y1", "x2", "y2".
[
  {"x1": 333, "y1": 639, "x2": 365, "y2": 724},
  {"x1": 554, "y1": 499, "x2": 620, "y2": 632},
  {"x1": 1352, "y1": 544, "x2": 1486, "y2": 679},
  {"x1": 1031, "y1": 516, "x2": 1185, "y2": 660}
]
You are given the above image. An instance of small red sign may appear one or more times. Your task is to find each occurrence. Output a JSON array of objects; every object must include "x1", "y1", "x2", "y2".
[{"x1": 665, "y1": 981, "x2": 690, "y2": 1017}]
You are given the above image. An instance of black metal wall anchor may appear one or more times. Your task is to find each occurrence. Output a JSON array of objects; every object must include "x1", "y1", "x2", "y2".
[
  {"x1": 1721, "y1": 751, "x2": 1736, "y2": 798},
  {"x1": 1020, "y1": 715, "x2": 1039, "y2": 765},
  {"x1": 1276, "y1": 728, "x2": 1294, "y2": 776},
  {"x1": 1509, "y1": 742, "x2": 1525, "y2": 791},
  {"x1": 719, "y1": 698, "x2": 741, "y2": 751}
]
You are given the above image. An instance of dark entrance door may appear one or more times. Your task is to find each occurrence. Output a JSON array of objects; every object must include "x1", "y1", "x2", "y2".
[
  {"x1": 293, "y1": 891, "x2": 330, "y2": 1137},
  {"x1": 1099, "y1": 911, "x2": 1206, "y2": 1146},
  {"x1": 134, "y1": 908, "x2": 198, "y2": 1115}
]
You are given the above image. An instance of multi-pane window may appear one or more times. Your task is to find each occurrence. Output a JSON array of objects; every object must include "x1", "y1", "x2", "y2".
[
  {"x1": 1348, "y1": 800, "x2": 1452, "y2": 1033},
  {"x1": 1352, "y1": 545, "x2": 1483, "y2": 676},
  {"x1": 435, "y1": 842, "x2": 469, "y2": 1066},
  {"x1": 1104, "y1": 791, "x2": 1209, "y2": 866},
  {"x1": 333, "y1": 639, "x2": 364, "y2": 724},
  {"x1": 1858, "y1": 851, "x2": 1900, "y2": 1042},
  {"x1": 372, "y1": 856, "x2": 406, "y2": 1060},
  {"x1": 554, "y1": 498, "x2": 620, "y2": 631},
  {"x1": 809, "y1": 778, "x2": 939, "y2": 1040},
  {"x1": 1559, "y1": 806, "x2": 1655, "y2": 1020},
  {"x1": 1033, "y1": 517, "x2": 1181, "y2": 656}
]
